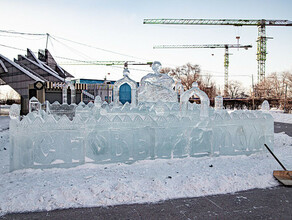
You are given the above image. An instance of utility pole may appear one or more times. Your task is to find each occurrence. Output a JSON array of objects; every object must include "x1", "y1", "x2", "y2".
[
  {"x1": 45, "y1": 33, "x2": 50, "y2": 50},
  {"x1": 252, "y1": 74, "x2": 255, "y2": 110}
]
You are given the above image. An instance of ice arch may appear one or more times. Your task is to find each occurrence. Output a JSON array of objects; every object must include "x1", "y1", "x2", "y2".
[
  {"x1": 113, "y1": 69, "x2": 137, "y2": 107},
  {"x1": 180, "y1": 82, "x2": 210, "y2": 118}
]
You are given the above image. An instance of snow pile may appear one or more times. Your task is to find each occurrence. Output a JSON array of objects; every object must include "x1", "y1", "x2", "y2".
[
  {"x1": 0, "y1": 116, "x2": 292, "y2": 216},
  {"x1": 269, "y1": 110, "x2": 292, "y2": 123},
  {"x1": 0, "y1": 116, "x2": 9, "y2": 131}
]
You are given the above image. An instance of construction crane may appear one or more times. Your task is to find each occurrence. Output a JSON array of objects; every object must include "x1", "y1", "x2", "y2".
[
  {"x1": 144, "y1": 18, "x2": 292, "y2": 83},
  {"x1": 59, "y1": 60, "x2": 153, "y2": 68},
  {"x1": 154, "y1": 44, "x2": 252, "y2": 97}
]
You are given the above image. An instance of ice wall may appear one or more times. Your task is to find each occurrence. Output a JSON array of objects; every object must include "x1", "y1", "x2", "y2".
[
  {"x1": 9, "y1": 62, "x2": 274, "y2": 171},
  {"x1": 9, "y1": 99, "x2": 274, "y2": 171}
]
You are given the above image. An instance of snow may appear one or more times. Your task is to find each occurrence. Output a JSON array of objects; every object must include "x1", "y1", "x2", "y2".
[
  {"x1": 0, "y1": 115, "x2": 292, "y2": 216},
  {"x1": 269, "y1": 110, "x2": 292, "y2": 124}
]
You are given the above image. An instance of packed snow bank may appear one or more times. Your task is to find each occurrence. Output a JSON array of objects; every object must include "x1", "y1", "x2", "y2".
[
  {"x1": 269, "y1": 110, "x2": 292, "y2": 124},
  {"x1": 0, "y1": 116, "x2": 9, "y2": 131},
  {"x1": 0, "y1": 117, "x2": 292, "y2": 216}
]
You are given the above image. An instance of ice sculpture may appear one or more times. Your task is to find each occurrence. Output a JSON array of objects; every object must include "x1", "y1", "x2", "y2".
[
  {"x1": 113, "y1": 69, "x2": 137, "y2": 107},
  {"x1": 138, "y1": 61, "x2": 177, "y2": 103},
  {"x1": 180, "y1": 82, "x2": 210, "y2": 118},
  {"x1": 9, "y1": 62, "x2": 274, "y2": 171},
  {"x1": 62, "y1": 81, "x2": 76, "y2": 104},
  {"x1": 9, "y1": 104, "x2": 20, "y2": 120},
  {"x1": 29, "y1": 97, "x2": 41, "y2": 113},
  {"x1": 261, "y1": 100, "x2": 270, "y2": 111},
  {"x1": 175, "y1": 79, "x2": 184, "y2": 102},
  {"x1": 215, "y1": 96, "x2": 223, "y2": 110}
]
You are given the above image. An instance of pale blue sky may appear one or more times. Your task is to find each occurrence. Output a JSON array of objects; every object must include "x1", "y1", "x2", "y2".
[{"x1": 1, "y1": 0, "x2": 292, "y2": 89}]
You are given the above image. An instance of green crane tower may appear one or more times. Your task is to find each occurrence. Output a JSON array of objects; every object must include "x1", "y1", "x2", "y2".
[
  {"x1": 144, "y1": 18, "x2": 292, "y2": 83},
  {"x1": 154, "y1": 44, "x2": 252, "y2": 97}
]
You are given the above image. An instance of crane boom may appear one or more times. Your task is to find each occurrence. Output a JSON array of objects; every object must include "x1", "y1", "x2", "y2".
[
  {"x1": 154, "y1": 44, "x2": 252, "y2": 49},
  {"x1": 154, "y1": 44, "x2": 252, "y2": 97},
  {"x1": 59, "y1": 60, "x2": 153, "y2": 68},
  {"x1": 144, "y1": 18, "x2": 292, "y2": 83},
  {"x1": 144, "y1": 19, "x2": 292, "y2": 26}
]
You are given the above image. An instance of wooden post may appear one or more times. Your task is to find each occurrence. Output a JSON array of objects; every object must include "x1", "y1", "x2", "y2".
[
  {"x1": 252, "y1": 74, "x2": 255, "y2": 110},
  {"x1": 284, "y1": 84, "x2": 288, "y2": 113}
]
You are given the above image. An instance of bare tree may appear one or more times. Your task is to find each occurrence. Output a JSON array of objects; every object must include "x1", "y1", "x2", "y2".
[
  {"x1": 161, "y1": 63, "x2": 201, "y2": 91},
  {"x1": 200, "y1": 73, "x2": 218, "y2": 99},
  {"x1": 160, "y1": 63, "x2": 220, "y2": 99},
  {"x1": 228, "y1": 80, "x2": 245, "y2": 99},
  {"x1": 255, "y1": 71, "x2": 292, "y2": 99}
]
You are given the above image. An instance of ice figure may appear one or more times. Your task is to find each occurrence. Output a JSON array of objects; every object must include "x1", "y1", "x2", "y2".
[
  {"x1": 138, "y1": 61, "x2": 177, "y2": 103},
  {"x1": 215, "y1": 96, "x2": 223, "y2": 110},
  {"x1": 62, "y1": 81, "x2": 76, "y2": 104},
  {"x1": 180, "y1": 82, "x2": 210, "y2": 118},
  {"x1": 9, "y1": 104, "x2": 20, "y2": 120},
  {"x1": 29, "y1": 97, "x2": 41, "y2": 113},
  {"x1": 94, "y1": 96, "x2": 102, "y2": 108},
  {"x1": 113, "y1": 69, "x2": 137, "y2": 107},
  {"x1": 175, "y1": 79, "x2": 184, "y2": 102},
  {"x1": 261, "y1": 100, "x2": 270, "y2": 111},
  {"x1": 9, "y1": 61, "x2": 274, "y2": 171}
]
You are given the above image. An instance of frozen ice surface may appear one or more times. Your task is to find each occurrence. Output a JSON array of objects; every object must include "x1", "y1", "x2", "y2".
[{"x1": 9, "y1": 62, "x2": 274, "y2": 171}]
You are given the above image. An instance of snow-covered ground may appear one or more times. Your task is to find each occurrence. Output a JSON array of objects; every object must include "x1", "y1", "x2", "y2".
[
  {"x1": 269, "y1": 110, "x2": 292, "y2": 124},
  {"x1": 0, "y1": 114, "x2": 292, "y2": 216}
]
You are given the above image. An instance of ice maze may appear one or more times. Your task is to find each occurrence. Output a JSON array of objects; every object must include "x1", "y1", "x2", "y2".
[{"x1": 9, "y1": 62, "x2": 274, "y2": 171}]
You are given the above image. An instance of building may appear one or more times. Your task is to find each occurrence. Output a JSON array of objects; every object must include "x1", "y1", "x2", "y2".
[
  {"x1": 0, "y1": 49, "x2": 75, "y2": 113},
  {"x1": 73, "y1": 78, "x2": 134, "y2": 104},
  {"x1": 0, "y1": 49, "x2": 136, "y2": 113}
]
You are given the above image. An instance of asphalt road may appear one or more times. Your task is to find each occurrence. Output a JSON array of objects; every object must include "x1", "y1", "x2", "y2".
[
  {"x1": 274, "y1": 122, "x2": 292, "y2": 137},
  {"x1": 2, "y1": 187, "x2": 292, "y2": 220},
  {"x1": 1, "y1": 122, "x2": 292, "y2": 220}
]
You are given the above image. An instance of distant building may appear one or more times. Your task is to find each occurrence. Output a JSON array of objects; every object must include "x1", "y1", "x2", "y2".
[
  {"x1": 72, "y1": 78, "x2": 115, "y2": 103},
  {"x1": 0, "y1": 49, "x2": 137, "y2": 114},
  {"x1": 73, "y1": 78, "x2": 134, "y2": 104},
  {"x1": 0, "y1": 49, "x2": 75, "y2": 113}
]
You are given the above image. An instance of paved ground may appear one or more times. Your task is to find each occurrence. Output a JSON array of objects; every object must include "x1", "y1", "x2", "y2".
[
  {"x1": 1, "y1": 122, "x2": 292, "y2": 220},
  {"x1": 274, "y1": 122, "x2": 292, "y2": 137},
  {"x1": 1, "y1": 186, "x2": 292, "y2": 220}
]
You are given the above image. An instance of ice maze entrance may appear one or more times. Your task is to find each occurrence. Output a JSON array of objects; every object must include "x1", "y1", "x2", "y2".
[{"x1": 9, "y1": 62, "x2": 274, "y2": 171}]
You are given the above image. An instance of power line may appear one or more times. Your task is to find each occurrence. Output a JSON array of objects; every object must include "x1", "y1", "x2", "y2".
[
  {"x1": 49, "y1": 35, "x2": 95, "y2": 61},
  {"x1": 51, "y1": 34, "x2": 150, "y2": 62},
  {"x1": 0, "y1": 29, "x2": 46, "y2": 36},
  {"x1": 0, "y1": 33, "x2": 45, "y2": 41},
  {"x1": 0, "y1": 43, "x2": 27, "y2": 52},
  {"x1": 0, "y1": 29, "x2": 152, "y2": 61}
]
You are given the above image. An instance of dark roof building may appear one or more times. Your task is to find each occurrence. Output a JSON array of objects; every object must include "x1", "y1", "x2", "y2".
[{"x1": 0, "y1": 49, "x2": 73, "y2": 113}]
